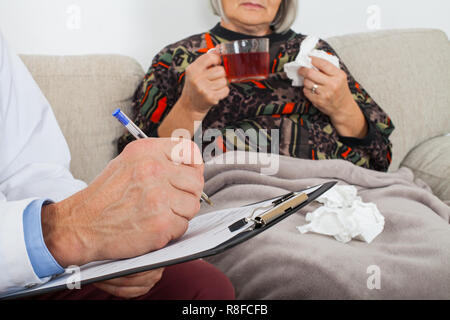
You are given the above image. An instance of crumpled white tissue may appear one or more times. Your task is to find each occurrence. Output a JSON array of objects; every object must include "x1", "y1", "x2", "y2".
[
  {"x1": 284, "y1": 35, "x2": 340, "y2": 86},
  {"x1": 297, "y1": 185, "x2": 385, "y2": 243}
]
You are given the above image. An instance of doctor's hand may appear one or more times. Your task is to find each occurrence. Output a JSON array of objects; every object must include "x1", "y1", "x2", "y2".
[
  {"x1": 41, "y1": 138, "x2": 204, "y2": 268},
  {"x1": 93, "y1": 269, "x2": 164, "y2": 299}
]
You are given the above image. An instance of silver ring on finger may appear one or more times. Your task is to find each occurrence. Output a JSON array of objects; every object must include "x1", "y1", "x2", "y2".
[{"x1": 311, "y1": 83, "x2": 319, "y2": 94}]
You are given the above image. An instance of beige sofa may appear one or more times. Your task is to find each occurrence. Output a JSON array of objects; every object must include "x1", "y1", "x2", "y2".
[{"x1": 21, "y1": 28, "x2": 450, "y2": 204}]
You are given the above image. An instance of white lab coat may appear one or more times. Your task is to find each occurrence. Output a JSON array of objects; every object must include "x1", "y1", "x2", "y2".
[{"x1": 0, "y1": 32, "x2": 86, "y2": 295}]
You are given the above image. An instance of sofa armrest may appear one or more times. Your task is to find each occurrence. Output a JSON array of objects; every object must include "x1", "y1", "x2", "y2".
[{"x1": 401, "y1": 135, "x2": 450, "y2": 204}]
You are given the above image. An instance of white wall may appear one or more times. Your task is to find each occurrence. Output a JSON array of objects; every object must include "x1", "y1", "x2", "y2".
[{"x1": 0, "y1": 0, "x2": 449, "y2": 70}]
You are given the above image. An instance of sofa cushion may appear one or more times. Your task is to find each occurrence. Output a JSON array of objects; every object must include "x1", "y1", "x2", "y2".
[
  {"x1": 20, "y1": 54, "x2": 145, "y2": 183},
  {"x1": 327, "y1": 29, "x2": 450, "y2": 172},
  {"x1": 401, "y1": 135, "x2": 450, "y2": 204}
]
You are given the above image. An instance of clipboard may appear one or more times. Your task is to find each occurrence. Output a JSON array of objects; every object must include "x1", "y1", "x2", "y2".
[{"x1": 3, "y1": 181, "x2": 337, "y2": 299}]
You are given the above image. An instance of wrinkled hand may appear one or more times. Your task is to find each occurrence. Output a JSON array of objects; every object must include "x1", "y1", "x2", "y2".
[
  {"x1": 179, "y1": 49, "x2": 230, "y2": 116},
  {"x1": 42, "y1": 138, "x2": 204, "y2": 267},
  {"x1": 299, "y1": 57, "x2": 368, "y2": 138},
  {"x1": 94, "y1": 269, "x2": 164, "y2": 299},
  {"x1": 299, "y1": 56, "x2": 355, "y2": 120}
]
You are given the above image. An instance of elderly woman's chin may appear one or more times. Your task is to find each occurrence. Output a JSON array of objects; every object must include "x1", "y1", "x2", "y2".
[
  {"x1": 238, "y1": 17, "x2": 272, "y2": 28},
  {"x1": 223, "y1": 0, "x2": 281, "y2": 28}
]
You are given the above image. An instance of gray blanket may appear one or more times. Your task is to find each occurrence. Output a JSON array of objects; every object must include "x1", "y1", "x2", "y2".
[{"x1": 200, "y1": 152, "x2": 450, "y2": 299}]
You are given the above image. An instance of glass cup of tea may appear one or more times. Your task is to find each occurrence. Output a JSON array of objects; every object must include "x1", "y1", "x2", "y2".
[{"x1": 209, "y1": 38, "x2": 270, "y2": 83}]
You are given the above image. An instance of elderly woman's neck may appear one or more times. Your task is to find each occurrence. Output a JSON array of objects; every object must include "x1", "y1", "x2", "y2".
[{"x1": 220, "y1": 20, "x2": 272, "y2": 37}]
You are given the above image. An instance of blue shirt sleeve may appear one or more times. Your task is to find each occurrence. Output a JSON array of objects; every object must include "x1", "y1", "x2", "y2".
[{"x1": 23, "y1": 199, "x2": 64, "y2": 278}]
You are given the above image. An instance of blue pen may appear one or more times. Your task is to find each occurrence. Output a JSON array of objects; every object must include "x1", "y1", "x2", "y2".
[
  {"x1": 113, "y1": 108, "x2": 213, "y2": 206},
  {"x1": 113, "y1": 108, "x2": 148, "y2": 139}
]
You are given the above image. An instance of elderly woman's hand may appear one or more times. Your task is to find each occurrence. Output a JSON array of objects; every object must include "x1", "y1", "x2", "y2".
[
  {"x1": 157, "y1": 50, "x2": 230, "y2": 138},
  {"x1": 298, "y1": 57, "x2": 368, "y2": 138},
  {"x1": 179, "y1": 50, "x2": 230, "y2": 117}
]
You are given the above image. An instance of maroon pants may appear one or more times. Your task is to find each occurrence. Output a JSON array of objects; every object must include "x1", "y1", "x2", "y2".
[{"x1": 29, "y1": 260, "x2": 235, "y2": 300}]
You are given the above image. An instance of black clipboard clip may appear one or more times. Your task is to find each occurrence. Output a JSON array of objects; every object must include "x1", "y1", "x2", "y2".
[{"x1": 228, "y1": 191, "x2": 309, "y2": 232}]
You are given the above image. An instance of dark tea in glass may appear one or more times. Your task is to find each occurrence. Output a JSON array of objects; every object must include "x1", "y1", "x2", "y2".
[
  {"x1": 223, "y1": 51, "x2": 270, "y2": 82},
  {"x1": 210, "y1": 38, "x2": 270, "y2": 83}
]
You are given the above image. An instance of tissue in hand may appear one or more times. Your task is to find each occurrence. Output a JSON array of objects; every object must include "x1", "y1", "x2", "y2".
[
  {"x1": 284, "y1": 35, "x2": 340, "y2": 87},
  {"x1": 297, "y1": 185, "x2": 385, "y2": 243}
]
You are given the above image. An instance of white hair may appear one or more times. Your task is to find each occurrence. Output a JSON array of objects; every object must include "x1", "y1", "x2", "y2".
[{"x1": 210, "y1": 0, "x2": 298, "y2": 34}]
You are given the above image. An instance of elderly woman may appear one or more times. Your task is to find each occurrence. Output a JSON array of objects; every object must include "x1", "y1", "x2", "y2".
[{"x1": 118, "y1": 0, "x2": 395, "y2": 171}]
